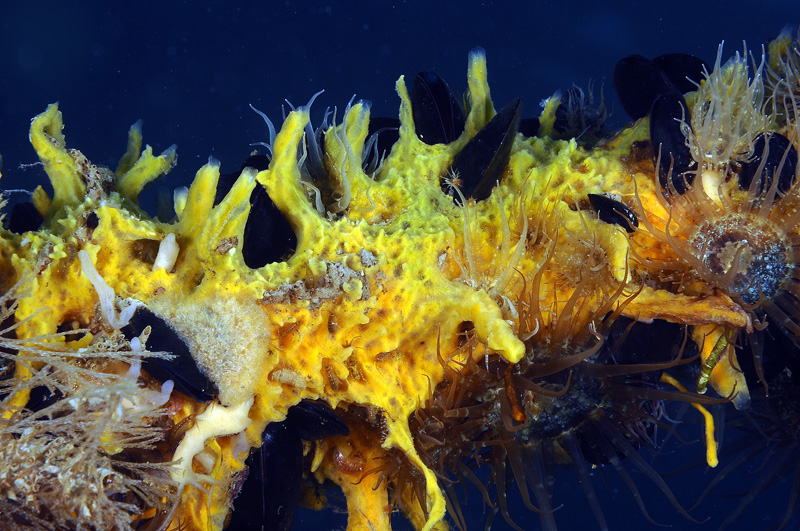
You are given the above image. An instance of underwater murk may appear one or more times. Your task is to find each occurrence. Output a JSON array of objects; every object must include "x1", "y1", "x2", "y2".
[{"x1": 2, "y1": 22, "x2": 800, "y2": 531}]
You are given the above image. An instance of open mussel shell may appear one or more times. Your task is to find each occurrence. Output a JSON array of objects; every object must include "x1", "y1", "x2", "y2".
[
  {"x1": 448, "y1": 98, "x2": 522, "y2": 203},
  {"x1": 5, "y1": 202, "x2": 43, "y2": 234},
  {"x1": 652, "y1": 53, "x2": 708, "y2": 94},
  {"x1": 615, "y1": 53, "x2": 706, "y2": 121},
  {"x1": 615, "y1": 55, "x2": 677, "y2": 121},
  {"x1": 285, "y1": 399, "x2": 349, "y2": 440}
]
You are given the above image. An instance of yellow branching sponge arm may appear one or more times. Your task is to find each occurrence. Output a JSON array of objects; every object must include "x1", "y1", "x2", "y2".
[
  {"x1": 660, "y1": 373, "x2": 719, "y2": 468},
  {"x1": 263, "y1": 108, "x2": 321, "y2": 225},
  {"x1": 116, "y1": 119, "x2": 143, "y2": 175},
  {"x1": 116, "y1": 144, "x2": 177, "y2": 203},
  {"x1": 465, "y1": 48, "x2": 494, "y2": 133},
  {"x1": 176, "y1": 159, "x2": 221, "y2": 237},
  {"x1": 29, "y1": 103, "x2": 85, "y2": 215}
]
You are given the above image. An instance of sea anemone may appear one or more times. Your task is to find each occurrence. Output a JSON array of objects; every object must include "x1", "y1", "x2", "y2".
[
  {"x1": 639, "y1": 164, "x2": 800, "y2": 317},
  {"x1": 681, "y1": 42, "x2": 773, "y2": 202},
  {"x1": 403, "y1": 223, "x2": 719, "y2": 530},
  {"x1": 635, "y1": 41, "x2": 800, "y2": 398},
  {"x1": 551, "y1": 82, "x2": 609, "y2": 146},
  {"x1": 411, "y1": 314, "x2": 715, "y2": 531},
  {"x1": 768, "y1": 26, "x2": 800, "y2": 132},
  {"x1": 636, "y1": 153, "x2": 800, "y2": 396}
]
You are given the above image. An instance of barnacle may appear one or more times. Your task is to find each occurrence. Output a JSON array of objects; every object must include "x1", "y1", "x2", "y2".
[{"x1": 0, "y1": 28, "x2": 798, "y2": 531}]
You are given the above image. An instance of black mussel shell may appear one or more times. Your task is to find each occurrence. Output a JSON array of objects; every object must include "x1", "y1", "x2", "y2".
[
  {"x1": 614, "y1": 55, "x2": 678, "y2": 121},
  {"x1": 257, "y1": 420, "x2": 304, "y2": 531},
  {"x1": 650, "y1": 91, "x2": 695, "y2": 194},
  {"x1": 216, "y1": 155, "x2": 297, "y2": 268},
  {"x1": 215, "y1": 155, "x2": 270, "y2": 205},
  {"x1": 285, "y1": 399, "x2": 349, "y2": 440},
  {"x1": 448, "y1": 98, "x2": 522, "y2": 203},
  {"x1": 229, "y1": 420, "x2": 303, "y2": 531},
  {"x1": 228, "y1": 400, "x2": 348, "y2": 531},
  {"x1": 86, "y1": 211, "x2": 99, "y2": 229},
  {"x1": 652, "y1": 53, "x2": 709, "y2": 95},
  {"x1": 24, "y1": 386, "x2": 64, "y2": 412},
  {"x1": 739, "y1": 133, "x2": 798, "y2": 194},
  {"x1": 242, "y1": 186, "x2": 297, "y2": 268},
  {"x1": 6, "y1": 202, "x2": 43, "y2": 234},
  {"x1": 588, "y1": 194, "x2": 638, "y2": 233},
  {"x1": 412, "y1": 71, "x2": 466, "y2": 145},
  {"x1": 121, "y1": 307, "x2": 218, "y2": 402}
]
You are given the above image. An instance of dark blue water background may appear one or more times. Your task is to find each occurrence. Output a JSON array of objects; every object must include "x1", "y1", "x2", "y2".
[{"x1": 1, "y1": 1, "x2": 799, "y2": 529}]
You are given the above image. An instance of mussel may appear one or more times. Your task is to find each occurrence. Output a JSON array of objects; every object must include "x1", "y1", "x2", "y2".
[
  {"x1": 412, "y1": 71, "x2": 466, "y2": 145},
  {"x1": 227, "y1": 400, "x2": 349, "y2": 531},
  {"x1": 739, "y1": 132, "x2": 798, "y2": 194},
  {"x1": 588, "y1": 194, "x2": 639, "y2": 233},
  {"x1": 216, "y1": 155, "x2": 297, "y2": 268},
  {"x1": 121, "y1": 307, "x2": 218, "y2": 402},
  {"x1": 649, "y1": 91, "x2": 696, "y2": 194},
  {"x1": 447, "y1": 98, "x2": 522, "y2": 203}
]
